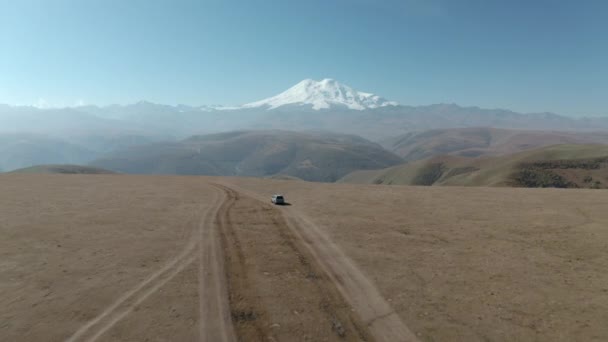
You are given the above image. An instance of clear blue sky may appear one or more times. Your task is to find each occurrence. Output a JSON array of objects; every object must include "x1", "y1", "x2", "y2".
[{"x1": 0, "y1": 0, "x2": 606, "y2": 116}]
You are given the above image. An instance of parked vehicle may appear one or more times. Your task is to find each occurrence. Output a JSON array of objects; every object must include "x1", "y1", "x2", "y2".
[{"x1": 271, "y1": 194, "x2": 285, "y2": 205}]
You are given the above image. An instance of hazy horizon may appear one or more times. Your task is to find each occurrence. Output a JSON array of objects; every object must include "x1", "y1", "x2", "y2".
[
  {"x1": 1, "y1": 0, "x2": 606, "y2": 117},
  {"x1": 0, "y1": 77, "x2": 605, "y2": 119}
]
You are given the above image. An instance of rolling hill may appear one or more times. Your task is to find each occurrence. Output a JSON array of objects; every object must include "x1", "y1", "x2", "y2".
[
  {"x1": 381, "y1": 127, "x2": 608, "y2": 160},
  {"x1": 0, "y1": 133, "x2": 97, "y2": 172},
  {"x1": 91, "y1": 130, "x2": 403, "y2": 182},
  {"x1": 9, "y1": 164, "x2": 115, "y2": 174},
  {"x1": 339, "y1": 144, "x2": 608, "y2": 188}
]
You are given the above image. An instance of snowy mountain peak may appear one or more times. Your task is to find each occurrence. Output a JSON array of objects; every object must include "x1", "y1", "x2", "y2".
[{"x1": 242, "y1": 79, "x2": 398, "y2": 111}]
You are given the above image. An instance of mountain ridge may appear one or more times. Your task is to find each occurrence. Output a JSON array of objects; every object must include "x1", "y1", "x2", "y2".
[
  {"x1": 381, "y1": 127, "x2": 608, "y2": 161},
  {"x1": 339, "y1": 144, "x2": 608, "y2": 188},
  {"x1": 3, "y1": 79, "x2": 608, "y2": 144}
]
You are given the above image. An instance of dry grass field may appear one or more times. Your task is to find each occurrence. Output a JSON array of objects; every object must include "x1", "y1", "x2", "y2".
[{"x1": 1, "y1": 174, "x2": 607, "y2": 341}]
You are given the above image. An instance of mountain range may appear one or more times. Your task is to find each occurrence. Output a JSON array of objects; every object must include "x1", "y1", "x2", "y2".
[
  {"x1": 2, "y1": 78, "x2": 608, "y2": 142},
  {"x1": 2, "y1": 79, "x2": 608, "y2": 175}
]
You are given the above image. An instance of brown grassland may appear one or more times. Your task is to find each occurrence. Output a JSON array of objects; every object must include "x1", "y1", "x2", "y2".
[{"x1": 1, "y1": 174, "x2": 607, "y2": 341}]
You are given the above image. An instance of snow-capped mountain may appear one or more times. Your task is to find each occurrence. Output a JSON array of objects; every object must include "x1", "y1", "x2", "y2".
[{"x1": 242, "y1": 78, "x2": 398, "y2": 111}]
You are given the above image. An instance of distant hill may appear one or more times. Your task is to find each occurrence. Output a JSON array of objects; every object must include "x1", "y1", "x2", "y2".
[
  {"x1": 91, "y1": 130, "x2": 403, "y2": 182},
  {"x1": 266, "y1": 174, "x2": 304, "y2": 181},
  {"x1": 339, "y1": 144, "x2": 608, "y2": 189},
  {"x1": 9, "y1": 164, "x2": 115, "y2": 174},
  {"x1": 381, "y1": 127, "x2": 608, "y2": 161},
  {"x1": 0, "y1": 133, "x2": 96, "y2": 172}
]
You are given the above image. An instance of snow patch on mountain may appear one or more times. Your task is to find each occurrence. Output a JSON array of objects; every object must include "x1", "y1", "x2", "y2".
[{"x1": 242, "y1": 78, "x2": 398, "y2": 110}]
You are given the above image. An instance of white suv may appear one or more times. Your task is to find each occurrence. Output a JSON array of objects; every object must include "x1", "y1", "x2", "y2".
[{"x1": 271, "y1": 194, "x2": 285, "y2": 205}]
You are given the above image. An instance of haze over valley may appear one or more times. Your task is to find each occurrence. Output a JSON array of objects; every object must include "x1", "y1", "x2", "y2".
[{"x1": 3, "y1": 79, "x2": 608, "y2": 186}]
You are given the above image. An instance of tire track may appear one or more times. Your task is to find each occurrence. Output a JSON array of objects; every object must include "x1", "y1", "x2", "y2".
[
  {"x1": 264, "y1": 197, "x2": 373, "y2": 341},
  {"x1": 216, "y1": 183, "x2": 419, "y2": 342},
  {"x1": 214, "y1": 185, "x2": 273, "y2": 340},
  {"x1": 86, "y1": 254, "x2": 197, "y2": 341},
  {"x1": 199, "y1": 186, "x2": 237, "y2": 342},
  {"x1": 211, "y1": 183, "x2": 370, "y2": 341},
  {"x1": 283, "y1": 213, "x2": 418, "y2": 342},
  {"x1": 67, "y1": 187, "x2": 224, "y2": 342}
]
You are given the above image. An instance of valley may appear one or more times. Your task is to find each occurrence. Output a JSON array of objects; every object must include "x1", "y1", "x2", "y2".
[
  {"x1": 3, "y1": 80, "x2": 608, "y2": 187},
  {"x1": 89, "y1": 130, "x2": 402, "y2": 182}
]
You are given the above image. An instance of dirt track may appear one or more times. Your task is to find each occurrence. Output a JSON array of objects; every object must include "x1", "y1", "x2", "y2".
[
  {"x1": 1, "y1": 174, "x2": 607, "y2": 341},
  {"x1": 222, "y1": 183, "x2": 417, "y2": 341},
  {"x1": 209, "y1": 183, "x2": 384, "y2": 341},
  {"x1": 1, "y1": 175, "x2": 410, "y2": 341}
]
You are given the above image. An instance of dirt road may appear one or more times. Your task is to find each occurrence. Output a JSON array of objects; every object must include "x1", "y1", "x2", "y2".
[
  {"x1": 217, "y1": 182, "x2": 417, "y2": 341},
  {"x1": 2, "y1": 175, "x2": 413, "y2": 341},
  {"x1": 208, "y1": 183, "x2": 392, "y2": 341},
  {"x1": 68, "y1": 182, "x2": 382, "y2": 341},
  {"x1": 67, "y1": 183, "x2": 228, "y2": 342},
  {"x1": 225, "y1": 177, "x2": 608, "y2": 341}
]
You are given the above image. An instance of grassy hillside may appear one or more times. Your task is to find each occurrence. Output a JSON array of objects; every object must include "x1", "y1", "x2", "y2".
[
  {"x1": 91, "y1": 130, "x2": 403, "y2": 182},
  {"x1": 9, "y1": 164, "x2": 116, "y2": 174},
  {"x1": 339, "y1": 144, "x2": 608, "y2": 188},
  {"x1": 382, "y1": 127, "x2": 608, "y2": 160}
]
